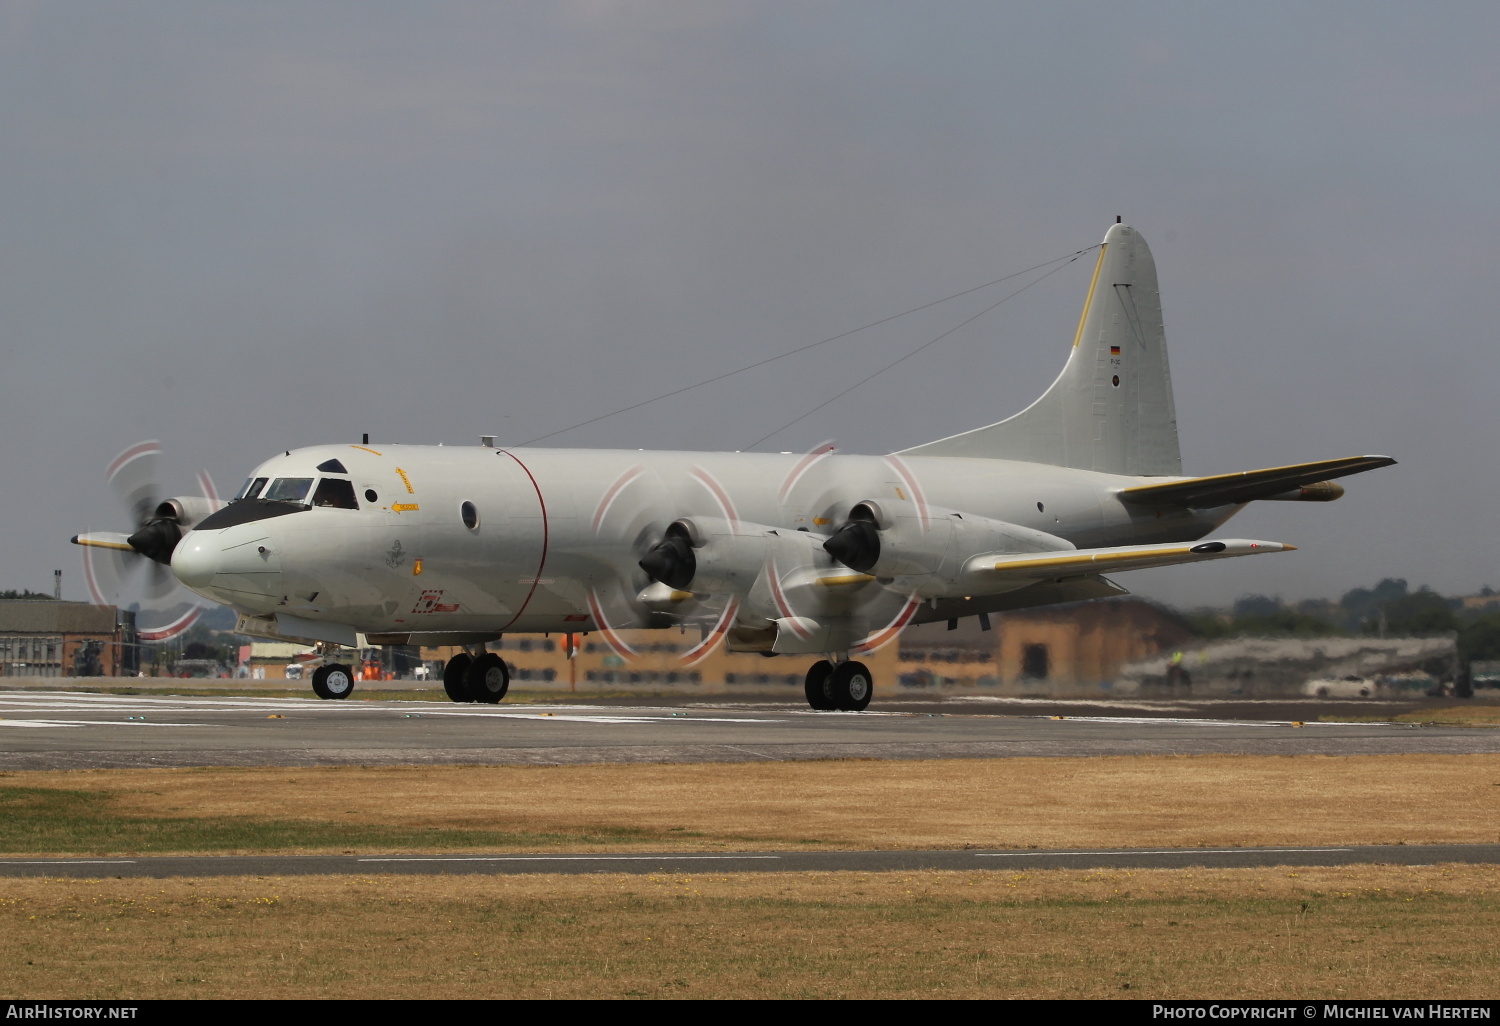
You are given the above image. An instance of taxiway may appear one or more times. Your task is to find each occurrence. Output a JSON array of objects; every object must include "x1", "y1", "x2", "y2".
[{"x1": 1, "y1": 690, "x2": 1496, "y2": 770}]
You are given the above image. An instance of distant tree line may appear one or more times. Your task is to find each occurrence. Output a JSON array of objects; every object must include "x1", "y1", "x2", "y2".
[
  {"x1": 0, "y1": 589, "x2": 55, "y2": 600},
  {"x1": 1184, "y1": 578, "x2": 1500, "y2": 662}
]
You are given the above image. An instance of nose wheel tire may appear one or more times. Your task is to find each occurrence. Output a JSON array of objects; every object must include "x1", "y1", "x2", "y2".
[
  {"x1": 312, "y1": 663, "x2": 355, "y2": 700},
  {"x1": 828, "y1": 660, "x2": 873, "y2": 711},
  {"x1": 443, "y1": 653, "x2": 474, "y2": 703},
  {"x1": 804, "y1": 660, "x2": 836, "y2": 711},
  {"x1": 466, "y1": 652, "x2": 510, "y2": 704}
]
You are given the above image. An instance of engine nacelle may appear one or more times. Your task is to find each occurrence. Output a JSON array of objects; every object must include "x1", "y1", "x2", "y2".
[
  {"x1": 640, "y1": 516, "x2": 784, "y2": 595},
  {"x1": 823, "y1": 499, "x2": 1074, "y2": 593},
  {"x1": 154, "y1": 496, "x2": 218, "y2": 531}
]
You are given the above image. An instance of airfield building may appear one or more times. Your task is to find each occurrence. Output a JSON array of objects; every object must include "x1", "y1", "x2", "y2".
[{"x1": 0, "y1": 600, "x2": 129, "y2": 677}]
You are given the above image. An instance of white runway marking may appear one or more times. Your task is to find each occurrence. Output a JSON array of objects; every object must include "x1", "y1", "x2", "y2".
[
  {"x1": 946, "y1": 696, "x2": 1423, "y2": 709},
  {"x1": 0, "y1": 719, "x2": 214, "y2": 728},
  {"x1": 1024, "y1": 714, "x2": 1403, "y2": 729},
  {"x1": 0, "y1": 692, "x2": 782, "y2": 726},
  {"x1": 975, "y1": 847, "x2": 1354, "y2": 857}
]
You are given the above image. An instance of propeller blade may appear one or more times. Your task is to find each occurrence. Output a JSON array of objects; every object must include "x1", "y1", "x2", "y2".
[
  {"x1": 72, "y1": 531, "x2": 135, "y2": 552},
  {"x1": 78, "y1": 539, "x2": 130, "y2": 607},
  {"x1": 137, "y1": 606, "x2": 202, "y2": 643},
  {"x1": 586, "y1": 585, "x2": 641, "y2": 660},
  {"x1": 108, "y1": 440, "x2": 162, "y2": 526},
  {"x1": 140, "y1": 561, "x2": 182, "y2": 605},
  {"x1": 195, "y1": 469, "x2": 222, "y2": 512}
]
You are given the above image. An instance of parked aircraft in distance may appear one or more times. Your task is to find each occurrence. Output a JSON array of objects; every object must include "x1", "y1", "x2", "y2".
[{"x1": 75, "y1": 220, "x2": 1394, "y2": 708}]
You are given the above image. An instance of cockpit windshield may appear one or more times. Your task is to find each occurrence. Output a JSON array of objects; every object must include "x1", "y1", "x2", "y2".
[
  {"x1": 263, "y1": 478, "x2": 314, "y2": 503},
  {"x1": 236, "y1": 477, "x2": 268, "y2": 501}
]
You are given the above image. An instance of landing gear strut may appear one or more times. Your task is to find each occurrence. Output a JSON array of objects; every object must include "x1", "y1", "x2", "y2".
[
  {"x1": 312, "y1": 662, "x2": 354, "y2": 700},
  {"x1": 804, "y1": 658, "x2": 872, "y2": 712}
]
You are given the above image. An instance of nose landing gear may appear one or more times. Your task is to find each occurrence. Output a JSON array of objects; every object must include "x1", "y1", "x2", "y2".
[
  {"x1": 804, "y1": 658, "x2": 872, "y2": 711},
  {"x1": 467, "y1": 652, "x2": 510, "y2": 704},
  {"x1": 311, "y1": 662, "x2": 354, "y2": 700},
  {"x1": 442, "y1": 652, "x2": 473, "y2": 702}
]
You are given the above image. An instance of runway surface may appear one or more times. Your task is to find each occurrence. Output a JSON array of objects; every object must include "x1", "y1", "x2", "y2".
[
  {"x1": 2, "y1": 844, "x2": 1497, "y2": 878},
  {"x1": 2, "y1": 689, "x2": 1497, "y2": 769}
]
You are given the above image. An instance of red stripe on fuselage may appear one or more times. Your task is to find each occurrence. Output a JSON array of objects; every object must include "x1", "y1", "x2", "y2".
[{"x1": 496, "y1": 449, "x2": 549, "y2": 632}]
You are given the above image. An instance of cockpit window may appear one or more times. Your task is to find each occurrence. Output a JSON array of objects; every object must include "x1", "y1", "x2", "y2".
[
  {"x1": 263, "y1": 478, "x2": 313, "y2": 503},
  {"x1": 236, "y1": 477, "x2": 268, "y2": 501},
  {"x1": 311, "y1": 478, "x2": 359, "y2": 510},
  {"x1": 316, "y1": 458, "x2": 349, "y2": 474}
]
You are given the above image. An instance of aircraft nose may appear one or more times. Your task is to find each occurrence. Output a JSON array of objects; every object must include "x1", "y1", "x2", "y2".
[
  {"x1": 171, "y1": 532, "x2": 218, "y2": 590},
  {"x1": 171, "y1": 525, "x2": 284, "y2": 608}
]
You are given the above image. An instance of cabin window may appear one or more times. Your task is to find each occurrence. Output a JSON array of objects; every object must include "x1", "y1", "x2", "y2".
[
  {"x1": 365, "y1": 489, "x2": 378, "y2": 503},
  {"x1": 461, "y1": 501, "x2": 479, "y2": 530},
  {"x1": 263, "y1": 478, "x2": 314, "y2": 503},
  {"x1": 312, "y1": 478, "x2": 359, "y2": 509},
  {"x1": 1021, "y1": 644, "x2": 1050, "y2": 679}
]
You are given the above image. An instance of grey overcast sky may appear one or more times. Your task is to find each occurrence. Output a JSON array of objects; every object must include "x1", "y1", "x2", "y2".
[{"x1": 3, "y1": 1, "x2": 1496, "y2": 610}]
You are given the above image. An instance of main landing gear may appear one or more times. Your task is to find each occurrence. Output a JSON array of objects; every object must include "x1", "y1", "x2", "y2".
[
  {"x1": 442, "y1": 650, "x2": 511, "y2": 704},
  {"x1": 804, "y1": 659, "x2": 873, "y2": 712}
]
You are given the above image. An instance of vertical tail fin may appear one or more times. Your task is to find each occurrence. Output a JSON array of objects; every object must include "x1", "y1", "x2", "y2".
[{"x1": 901, "y1": 222, "x2": 1181, "y2": 476}]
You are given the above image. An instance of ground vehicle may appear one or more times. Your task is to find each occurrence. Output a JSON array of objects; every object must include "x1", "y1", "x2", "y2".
[{"x1": 1303, "y1": 675, "x2": 1373, "y2": 698}]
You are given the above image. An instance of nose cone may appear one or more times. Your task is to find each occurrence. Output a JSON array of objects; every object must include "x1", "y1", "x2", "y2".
[
  {"x1": 172, "y1": 525, "x2": 284, "y2": 610},
  {"x1": 171, "y1": 531, "x2": 219, "y2": 590}
]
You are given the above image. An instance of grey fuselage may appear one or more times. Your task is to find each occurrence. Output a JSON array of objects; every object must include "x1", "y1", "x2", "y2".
[{"x1": 172, "y1": 442, "x2": 1235, "y2": 640}]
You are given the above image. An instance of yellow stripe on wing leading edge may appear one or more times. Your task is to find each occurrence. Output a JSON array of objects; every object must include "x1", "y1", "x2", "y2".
[
  {"x1": 991, "y1": 546, "x2": 1194, "y2": 572},
  {"x1": 816, "y1": 574, "x2": 876, "y2": 587}
]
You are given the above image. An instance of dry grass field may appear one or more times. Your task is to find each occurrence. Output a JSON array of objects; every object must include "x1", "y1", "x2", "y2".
[
  {"x1": 1393, "y1": 706, "x2": 1500, "y2": 726},
  {"x1": 2, "y1": 753, "x2": 1497, "y2": 856},
  {"x1": 5, "y1": 755, "x2": 1498, "y2": 999},
  {"x1": 1, "y1": 865, "x2": 1495, "y2": 999}
]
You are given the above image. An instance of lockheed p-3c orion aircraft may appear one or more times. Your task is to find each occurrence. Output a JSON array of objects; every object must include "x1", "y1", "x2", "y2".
[{"x1": 74, "y1": 221, "x2": 1394, "y2": 708}]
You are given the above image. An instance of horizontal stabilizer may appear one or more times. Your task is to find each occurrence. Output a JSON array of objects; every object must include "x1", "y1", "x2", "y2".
[
  {"x1": 1118, "y1": 455, "x2": 1396, "y2": 509},
  {"x1": 71, "y1": 532, "x2": 135, "y2": 551},
  {"x1": 967, "y1": 538, "x2": 1294, "y2": 581}
]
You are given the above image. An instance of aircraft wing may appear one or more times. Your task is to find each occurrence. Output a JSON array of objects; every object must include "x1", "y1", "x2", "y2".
[
  {"x1": 1117, "y1": 455, "x2": 1396, "y2": 508},
  {"x1": 966, "y1": 538, "x2": 1293, "y2": 581}
]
